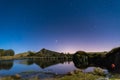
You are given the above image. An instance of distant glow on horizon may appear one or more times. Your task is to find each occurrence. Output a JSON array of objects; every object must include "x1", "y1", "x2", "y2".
[{"x1": 4, "y1": 44, "x2": 119, "y2": 54}]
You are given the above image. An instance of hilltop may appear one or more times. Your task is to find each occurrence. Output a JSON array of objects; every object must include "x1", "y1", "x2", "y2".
[
  {"x1": 15, "y1": 48, "x2": 62, "y2": 57},
  {"x1": 14, "y1": 48, "x2": 72, "y2": 59}
]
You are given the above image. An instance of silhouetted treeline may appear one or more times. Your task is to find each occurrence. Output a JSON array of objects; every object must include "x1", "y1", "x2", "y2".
[
  {"x1": 72, "y1": 47, "x2": 120, "y2": 73},
  {"x1": 0, "y1": 49, "x2": 15, "y2": 56},
  {"x1": 16, "y1": 48, "x2": 73, "y2": 59},
  {"x1": 0, "y1": 60, "x2": 14, "y2": 70}
]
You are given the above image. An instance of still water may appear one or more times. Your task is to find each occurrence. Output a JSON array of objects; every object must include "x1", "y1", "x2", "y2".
[
  {"x1": 0, "y1": 59, "x2": 110, "y2": 79},
  {"x1": 0, "y1": 59, "x2": 77, "y2": 77}
]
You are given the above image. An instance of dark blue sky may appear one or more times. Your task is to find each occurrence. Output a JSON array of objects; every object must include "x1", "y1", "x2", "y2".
[{"x1": 0, "y1": 0, "x2": 120, "y2": 53}]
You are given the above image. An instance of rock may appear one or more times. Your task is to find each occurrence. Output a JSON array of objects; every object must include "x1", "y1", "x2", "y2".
[
  {"x1": 67, "y1": 71, "x2": 74, "y2": 75},
  {"x1": 93, "y1": 67, "x2": 105, "y2": 76},
  {"x1": 74, "y1": 69, "x2": 82, "y2": 74},
  {"x1": 12, "y1": 74, "x2": 21, "y2": 79}
]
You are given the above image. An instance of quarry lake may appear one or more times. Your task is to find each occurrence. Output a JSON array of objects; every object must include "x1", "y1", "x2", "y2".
[{"x1": 0, "y1": 59, "x2": 77, "y2": 79}]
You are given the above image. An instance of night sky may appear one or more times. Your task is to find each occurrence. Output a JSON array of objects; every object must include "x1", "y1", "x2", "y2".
[{"x1": 0, "y1": 0, "x2": 120, "y2": 53}]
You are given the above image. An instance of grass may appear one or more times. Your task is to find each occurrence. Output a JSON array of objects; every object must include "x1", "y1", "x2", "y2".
[
  {"x1": 0, "y1": 56, "x2": 15, "y2": 60},
  {"x1": 109, "y1": 74, "x2": 120, "y2": 80},
  {"x1": 56, "y1": 72, "x2": 102, "y2": 80},
  {"x1": 0, "y1": 69, "x2": 104, "y2": 80},
  {"x1": 1, "y1": 72, "x2": 120, "y2": 80}
]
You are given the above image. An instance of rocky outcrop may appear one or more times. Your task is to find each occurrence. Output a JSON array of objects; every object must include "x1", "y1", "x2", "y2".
[{"x1": 105, "y1": 47, "x2": 120, "y2": 73}]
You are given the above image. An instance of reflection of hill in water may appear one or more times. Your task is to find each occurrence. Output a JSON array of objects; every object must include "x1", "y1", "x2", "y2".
[
  {"x1": 0, "y1": 60, "x2": 13, "y2": 70},
  {"x1": 34, "y1": 59, "x2": 66, "y2": 69},
  {"x1": 19, "y1": 59, "x2": 70, "y2": 69}
]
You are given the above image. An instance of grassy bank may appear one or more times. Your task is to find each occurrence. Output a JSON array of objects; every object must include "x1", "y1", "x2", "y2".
[
  {"x1": 0, "y1": 72, "x2": 103, "y2": 80},
  {"x1": 0, "y1": 69, "x2": 119, "y2": 80},
  {"x1": 0, "y1": 56, "x2": 23, "y2": 60},
  {"x1": 0, "y1": 68, "x2": 105, "y2": 80},
  {"x1": 0, "y1": 56, "x2": 15, "y2": 60}
]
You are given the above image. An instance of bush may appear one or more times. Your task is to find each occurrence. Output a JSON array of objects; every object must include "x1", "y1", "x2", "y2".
[
  {"x1": 73, "y1": 51, "x2": 89, "y2": 68},
  {"x1": 0, "y1": 49, "x2": 15, "y2": 56},
  {"x1": 93, "y1": 67, "x2": 106, "y2": 76}
]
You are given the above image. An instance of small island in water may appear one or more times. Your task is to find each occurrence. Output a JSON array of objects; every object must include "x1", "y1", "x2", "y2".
[{"x1": 0, "y1": 47, "x2": 120, "y2": 80}]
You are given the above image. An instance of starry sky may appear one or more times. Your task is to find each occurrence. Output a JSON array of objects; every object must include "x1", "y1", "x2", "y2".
[{"x1": 0, "y1": 0, "x2": 120, "y2": 54}]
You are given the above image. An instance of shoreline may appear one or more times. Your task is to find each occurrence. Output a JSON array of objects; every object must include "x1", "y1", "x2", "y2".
[
  {"x1": 0, "y1": 56, "x2": 72, "y2": 60},
  {"x1": 0, "y1": 68, "x2": 105, "y2": 80},
  {"x1": 0, "y1": 67, "x2": 120, "y2": 80}
]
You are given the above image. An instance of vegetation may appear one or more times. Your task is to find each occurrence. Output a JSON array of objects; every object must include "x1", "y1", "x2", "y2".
[
  {"x1": 0, "y1": 69, "x2": 105, "y2": 80},
  {"x1": 105, "y1": 47, "x2": 120, "y2": 62},
  {"x1": 72, "y1": 46, "x2": 120, "y2": 75},
  {"x1": 14, "y1": 48, "x2": 73, "y2": 61},
  {"x1": 0, "y1": 56, "x2": 15, "y2": 60},
  {"x1": 0, "y1": 48, "x2": 72, "y2": 61},
  {"x1": 14, "y1": 51, "x2": 36, "y2": 58},
  {"x1": 56, "y1": 72, "x2": 103, "y2": 80},
  {"x1": 18, "y1": 58, "x2": 70, "y2": 69},
  {"x1": 0, "y1": 49, "x2": 14, "y2": 56},
  {"x1": 35, "y1": 48, "x2": 72, "y2": 59},
  {"x1": 73, "y1": 51, "x2": 89, "y2": 68},
  {"x1": 0, "y1": 60, "x2": 13, "y2": 70},
  {"x1": 1, "y1": 47, "x2": 120, "y2": 80},
  {"x1": 92, "y1": 67, "x2": 106, "y2": 76}
]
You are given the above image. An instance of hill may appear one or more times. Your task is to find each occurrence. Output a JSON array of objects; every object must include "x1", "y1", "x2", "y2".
[
  {"x1": 35, "y1": 48, "x2": 63, "y2": 57},
  {"x1": 14, "y1": 48, "x2": 72, "y2": 59}
]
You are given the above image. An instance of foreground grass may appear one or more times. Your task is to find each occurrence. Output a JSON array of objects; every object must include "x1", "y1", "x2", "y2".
[
  {"x1": 0, "y1": 56, "x2": 15, "y2": 60},
  {"x1": 56, "y1": 72, "x2": 102, "y2": 80},
  {"x1": 0, "y1": 69, "x2": 104, "y2": 80},
  {"x1": 2, "y1": 67, "x2": 120, "y2": 80},
  {"x1": 0, "y1": 74, "x2": 102, "y2": 80},
  {"x1": 109, "y1": 74, "x2": 120, "y2": 80}
]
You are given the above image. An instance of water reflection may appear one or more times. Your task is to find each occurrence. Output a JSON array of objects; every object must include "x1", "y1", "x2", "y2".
[
  {"x1": 73, "y1": 53, "x2": 89, "y2": 69},
  {"x1": 73, "y1": 54, "x2": 120, "y2": 73},
  {"x1": 35, "y1": 59, "x2": 65, "y2": 69},
  {"x1": 0, "y1": 59, "x2": 76, "y2": 76},
  {"x1": 0, "y1": 60, "x2": 14, "y2": 70},
  {"x1": 19, "y1": 59, "x2": 71, "y2": 69},
  {"x1": 2, "y1": 56, "x2": 120, "y2": 77}
]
